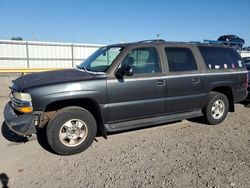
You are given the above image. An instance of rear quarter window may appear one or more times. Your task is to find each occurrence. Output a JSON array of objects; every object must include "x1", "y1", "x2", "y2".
[{"x1": 198, "y1": 46, "x2": 244, "y2": 70}]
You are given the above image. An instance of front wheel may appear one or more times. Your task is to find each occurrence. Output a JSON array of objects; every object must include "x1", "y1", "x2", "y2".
[
  {"x1": 46, "y1": 107, "x2": 97, "y2": 155},
  {"x1": 203, "y1": 92, "x2": 229, "y2": 125}
]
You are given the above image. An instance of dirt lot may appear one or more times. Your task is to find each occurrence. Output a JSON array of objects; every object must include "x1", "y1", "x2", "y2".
[{"x1": 0, "y1": 74, "x2": 249, "y2": 188}]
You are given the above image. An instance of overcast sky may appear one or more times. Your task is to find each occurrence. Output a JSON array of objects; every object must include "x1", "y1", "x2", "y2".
[{"x1": 0, "y1": 0, "x2": 250, "y2": 46}]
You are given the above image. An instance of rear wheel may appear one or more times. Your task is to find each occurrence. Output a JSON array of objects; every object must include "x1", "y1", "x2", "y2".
[
  {"x1": 46, "y1": 107, "x2": 97, "y2": 155},
  {"x1": 203, "y1": 92, "x2": 229, "y2": 125}
]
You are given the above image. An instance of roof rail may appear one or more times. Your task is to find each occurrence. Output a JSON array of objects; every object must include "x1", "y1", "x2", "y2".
[
  {"x1": 137, "y1": 39, "x2": 165, "y2": 43},
  {"x1": 203, "y1": 39, "x2": 243, "y2": 51},
  {"x1": 203, "y1": 40, "x2": 224, "y2": 45},
  {"x1": 189, "y1": 41, "x2": 202, "y2": 44},
  {"x1": 203, "y1": 39, "x2": 243, "y2": 46}
]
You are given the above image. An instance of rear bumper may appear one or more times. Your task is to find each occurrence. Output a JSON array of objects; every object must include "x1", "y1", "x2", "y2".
[{"x1": 4, "y1": 102, "x2": 38, "y2": 136}]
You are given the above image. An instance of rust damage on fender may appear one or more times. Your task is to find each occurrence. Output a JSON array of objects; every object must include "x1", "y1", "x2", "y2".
[{"x1": 39, "y1": 111, "x2": 57, "y2": 127}]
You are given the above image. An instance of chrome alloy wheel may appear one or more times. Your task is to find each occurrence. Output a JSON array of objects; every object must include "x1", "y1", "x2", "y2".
[
  {"x1": 59, "y1": 119, "x2": 88, "y2": 147},
  {"x1": 211, "y1": 100, "x2": 225, "y2": 119}
]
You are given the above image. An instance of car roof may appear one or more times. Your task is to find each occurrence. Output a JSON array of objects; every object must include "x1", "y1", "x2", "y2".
[
  {"x1": 107, "y1": 39, "x2": 232, "y2": 49},
  {"x1": 220, "y1": 35, "x2": 238, "y2": 38}
]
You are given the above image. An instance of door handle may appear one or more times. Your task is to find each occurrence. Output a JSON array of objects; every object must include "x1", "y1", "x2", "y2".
[
  {"x1": 156, "y1": 80, "x2": 165, "y2": 86},
  {"x1": 192, "y1": 77, "x2": 200, "y2": 83}
]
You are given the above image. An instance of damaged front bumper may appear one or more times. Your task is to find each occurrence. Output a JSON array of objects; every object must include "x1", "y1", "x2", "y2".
[{"x1": 4, "y1": 102, "x2": 40, "y2": 136}]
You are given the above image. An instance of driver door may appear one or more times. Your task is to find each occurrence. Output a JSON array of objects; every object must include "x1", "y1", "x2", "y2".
[{"x1": 107, "y1": 47, "x2": 167, "y2": 123}]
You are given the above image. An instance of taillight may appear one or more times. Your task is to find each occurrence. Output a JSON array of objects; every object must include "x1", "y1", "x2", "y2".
[
  {"x1": 243, "y1": 72, "x2": 249, "y2": 88},
  {"x1": 247, "y1": 73, "x2": 249, "y2": 87}
]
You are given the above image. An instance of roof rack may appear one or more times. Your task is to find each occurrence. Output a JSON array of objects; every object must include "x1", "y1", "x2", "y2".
[
  {"x1": 137, "y1": 39, "x2": 165, "y2": 43},
  {"x1": 189, "y1": 41, "x2": 202, "y2": 44},
  {"x1": 203, "y1": 39, "x2": 243, "y2": 51},
  {"x1": 203, "y1": 39, "x2": 243, "y2": 46},
  {"x1": 203, "y1": 40, "x2": 225, "y2": 45}
]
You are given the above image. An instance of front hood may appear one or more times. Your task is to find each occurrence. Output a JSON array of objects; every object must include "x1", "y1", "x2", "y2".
[{"x1": 12, "y1": 69, "x2": 99, "y2": 91}]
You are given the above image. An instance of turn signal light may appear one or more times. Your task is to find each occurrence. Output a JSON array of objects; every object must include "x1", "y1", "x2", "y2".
[{"x1": 16, "y1": 106, "x2": 33, "y2": 113}]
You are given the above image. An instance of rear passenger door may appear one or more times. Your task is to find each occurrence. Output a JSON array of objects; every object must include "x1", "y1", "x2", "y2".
[{"x1": 164, "y1": 46, "x2": 205, "y2": 113}]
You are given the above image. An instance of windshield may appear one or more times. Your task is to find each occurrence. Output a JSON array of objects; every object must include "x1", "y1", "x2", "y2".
[{"x1": 78, "y1": 46, "x2": 123, "y2": 72}]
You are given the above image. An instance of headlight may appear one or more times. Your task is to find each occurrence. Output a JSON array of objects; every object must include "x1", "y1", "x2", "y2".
[
  {"x1": 12, "y1": 92, "x2": 32, "y2": 102},
  {"x1": 11, "y1": 91, "x2": 33, "y2": 113}
]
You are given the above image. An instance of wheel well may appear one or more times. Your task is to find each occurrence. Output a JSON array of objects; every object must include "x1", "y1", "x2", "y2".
[
  {"x1": 44, "y1": 98, "x2": 107, "y2": 138},
  {"x1": 211, "y1": 86, "x2": 234, "y2": 112}
]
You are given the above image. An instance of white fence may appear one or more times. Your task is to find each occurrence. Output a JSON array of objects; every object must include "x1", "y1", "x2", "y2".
[
  {"x1": 0, "y1": 40, "x2": 103, "y2": 68},
  {"x1": 1, "y1": 40, "x2": 249, "y2": 70}
]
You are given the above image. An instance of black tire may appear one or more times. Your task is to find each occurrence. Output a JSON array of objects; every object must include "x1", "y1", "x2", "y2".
[
  {"x1": 46, "y1": 107, "x2": 97, "y2": 155},
  {"x1": 203, "y1": 92, "x2": 229, "y2": 125}
]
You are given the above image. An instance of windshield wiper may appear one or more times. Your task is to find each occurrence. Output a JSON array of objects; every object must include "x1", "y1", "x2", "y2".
[
  {"x1": 76, "y1": 65, "x2": 87, "y2": 72},
  {"x1": 76, "y1": 65, "x2": 105, "y2": 74}
]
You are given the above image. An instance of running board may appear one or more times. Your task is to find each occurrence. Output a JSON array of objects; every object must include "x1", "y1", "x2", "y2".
[{"x1": 105, "y1": 110, "x2": 203, "y2": 132}]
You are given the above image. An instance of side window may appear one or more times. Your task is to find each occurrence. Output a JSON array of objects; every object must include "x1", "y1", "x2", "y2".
[
  {"x1": 165, "y1": 47, "x2": 198, "y2": 72},
  {"x1": 122, "y1": 47, "x2": 161, "y2": 74},
  {"x1": 198, "y1": 46, "x2": 244, "y2": 70}
]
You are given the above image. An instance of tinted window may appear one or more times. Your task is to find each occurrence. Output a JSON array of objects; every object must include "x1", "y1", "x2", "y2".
[
  {"x1": 198, "y1": 46, "x2": 244, "y2": 70},
  {"x1": 165, "y1": 48, "x2": 198, "y2": 72},
  {"x1": 122, "y1": 47, "x2": 161, "y2": 74}
]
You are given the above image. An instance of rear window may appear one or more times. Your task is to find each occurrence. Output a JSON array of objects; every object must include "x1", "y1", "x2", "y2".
[{"x1": 198, "y1": 46, "x2": 244, "y2": 70}]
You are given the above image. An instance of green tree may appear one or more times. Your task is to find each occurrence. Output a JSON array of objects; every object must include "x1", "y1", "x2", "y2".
[{"x1": 11, "y1": 37, "x2": 23, "y2": 41}]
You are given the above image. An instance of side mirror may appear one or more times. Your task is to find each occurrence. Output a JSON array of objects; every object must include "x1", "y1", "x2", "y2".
[{"x1": 116, "y1": 65, "x2": 134, "y2": 78}]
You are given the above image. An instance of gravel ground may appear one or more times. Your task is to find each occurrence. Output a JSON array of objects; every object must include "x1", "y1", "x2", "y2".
[{"x1": 0, "y1": 74, "x2": 249, "y2": 188}]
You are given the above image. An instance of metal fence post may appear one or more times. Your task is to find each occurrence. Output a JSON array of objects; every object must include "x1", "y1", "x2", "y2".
[
  {"x1": 26, "y1": 42, "x2": 30, "y2": 68},
  {"x1": 71, "y1": 44, "x2": 74, "y2": 67}
]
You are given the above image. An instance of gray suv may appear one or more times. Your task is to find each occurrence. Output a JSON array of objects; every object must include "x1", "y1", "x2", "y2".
[{"x1": 4, "y1": 40, "x2": 248, "y2": 155}]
